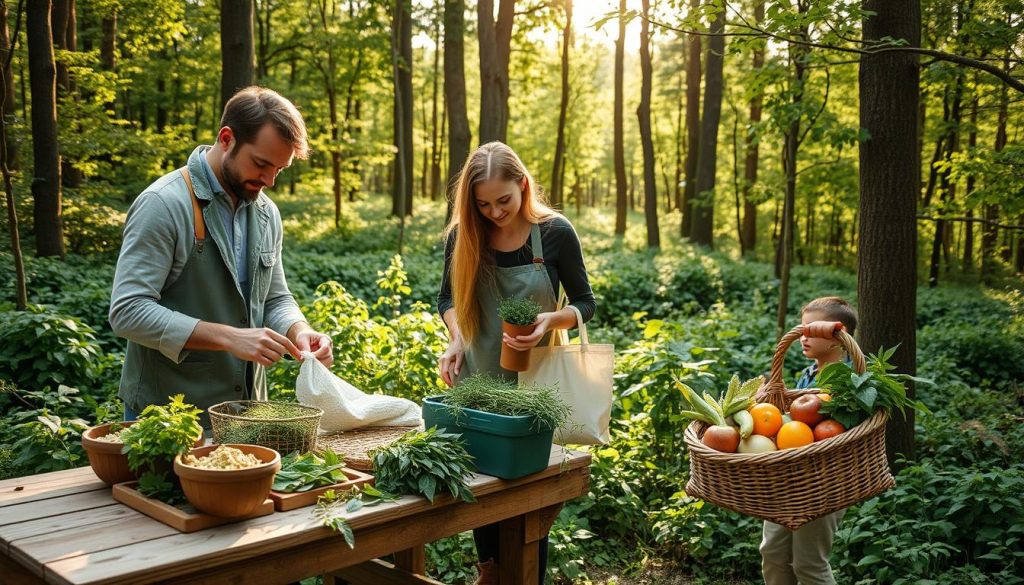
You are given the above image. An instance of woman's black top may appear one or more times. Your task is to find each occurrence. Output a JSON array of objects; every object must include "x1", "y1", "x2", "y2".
[{"x1": 437, "y1": 215, "x2": 597, "y2": 324}]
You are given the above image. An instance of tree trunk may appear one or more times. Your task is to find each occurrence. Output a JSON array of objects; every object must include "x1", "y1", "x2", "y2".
[
  {"x1": 477, "y1": 0, "x2": 514, "y2": 143},
  {"x1": 613, "y1": 0, "x2": 627, "y2": 236},
  {"x1": 28, "y1": 0, "x2": 65, "y2": 258},
  {"x1": 220, "y1": 0, "x2": 255, "y2": 109},
  {"x1": 962, "y1": 96, "x2": 977, "y2": 272},
  {"x1": 52, "y1": 0, "x2": 81, "y2": 187},
  {"x1": 392, "y1": 0, "x2": 413, "y2": 217},
  {"x1": 928, "y1": 70, "x2": 964, "y2": 287},
  {"x1": 859, "y1": 0, "x2": 920, "y2": 470},
  {"x1": 429, "y1": 2, "x2": 442, "y2": 201},
  {"x1": 255, "y1": 0, "x2": 273, "y2": 79},
  {"x1": 637, "y1": 0, "x2": 659, "y2": 248},
  {"x1": 1, "y1": 0, "x2": 19, "y2": 171},
  {"x1": 777, "y1": 34, "x2": 805, "y2": 337},
  {"x1": 689, "y1": 3, "x2": 724, "y2": 247},
  {"x1": 741, "y1": 0, "x2": 764, "y2": 255},
  {"x1": 1, "y1": 0, "x2": 25, "y2": 308},
  {"x1": 444, "y1": 0, "x2": 470, "y2": 222},
  {"x1": 550, "y1": 0, "x2": 571, "y2": 208},
  {"x1": 681, "y1": 0, "x2": 700, "y2": 238},
  {"x1": 981, "y1": 50, "x2": 1009, "y2": 282}
]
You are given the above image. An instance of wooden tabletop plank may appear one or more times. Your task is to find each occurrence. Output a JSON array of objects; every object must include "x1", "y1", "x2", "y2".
[
  {"x1": 0, "y1": 467, "x2": 105, "y2": 509},
  {"x1": 0, "y1": 490, "x2": 115, "y2": 528}
]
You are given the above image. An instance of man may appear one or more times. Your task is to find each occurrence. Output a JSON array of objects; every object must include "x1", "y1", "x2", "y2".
[{"x1": 110, "y1": 86, "x2": 332, "y2": 423}]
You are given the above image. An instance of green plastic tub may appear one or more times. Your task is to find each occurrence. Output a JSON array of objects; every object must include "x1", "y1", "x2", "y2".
[{"x1": 421, "y1": 396, "x2": 554, "y2": 479}]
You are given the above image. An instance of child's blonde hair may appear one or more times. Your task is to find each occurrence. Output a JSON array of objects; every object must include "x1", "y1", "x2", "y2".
[
  {"x1": 801, "y1": 296, "x2": 857, "y2": 335},
  {"x1": 443, "y1": 142, "x2": 556, "y2": 345}
]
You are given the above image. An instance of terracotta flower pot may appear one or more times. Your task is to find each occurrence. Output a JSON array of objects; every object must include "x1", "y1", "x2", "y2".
[
  {"x1": 81, "y1": 421, "x2": 138, "y2": 485},
  {"x1": 174, "y1": 444, "x2": 281, "y2": 518},
  {"x1": 500, "y1": 321, "x2": 536, "y2": 372}
]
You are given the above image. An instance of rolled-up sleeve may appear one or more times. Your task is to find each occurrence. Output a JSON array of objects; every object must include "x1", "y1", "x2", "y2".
[
  {"x1": 109, "y1": 193, "x2": 200, "y2": 363},
  {"x1": 263, "y1": 211, "x2": 305, "y2": 335}
]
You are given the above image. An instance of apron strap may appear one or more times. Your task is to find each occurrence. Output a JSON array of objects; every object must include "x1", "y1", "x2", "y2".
[
  {"x1": 529, "y1": 222, "x2": 544, "y2": 268},
  {"x1": 179, "y1": 168, "x2": 206, "y2": 253}
]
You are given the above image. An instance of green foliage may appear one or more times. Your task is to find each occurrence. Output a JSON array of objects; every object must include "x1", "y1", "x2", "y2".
[
  {"x1": 818, "y1": 347, "x2": 932, "y2": 429},
  {"x1": 314, "y1": 484, "x2": 400, "y2": 549},
  {"x1": 918, "y1": 315, "x2": 1024, "y2": 388},
  {"x1": 369, "y1": 427, "x2": 476, "y2": 504},
  {"x1": 120, "y1": 395, "x2": 203, "y2": 503},
  {"x1": 496, "y1": 296, "x2": 542, "y2": 326},
  {"x1": 3, "y1": 385, "x2": 92, "y2": 475},
  {"x1": 0, "y1": 303, "x2": 105, "y2": 392},
  {"x1": 272, "y1": 449, "x2": 349, "y2": 493},
  {"x1": 441, "y1": 373, "x2": 571, "y2": 431},
  {"x1": 424, "y1": 532, "x2": 478, "y2": 584}
]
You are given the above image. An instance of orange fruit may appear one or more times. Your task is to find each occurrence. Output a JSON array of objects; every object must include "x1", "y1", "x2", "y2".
[
  {"x1": 817, "y1": 393, "x2": 832, "y2": 402},
  {"x1": 776, "y1": 421, "x2": 814, "y2": 449},
  {"x1": 749, "y1": 403, "x2": 783, "y2": 437},
  {"x1": 813, "y1": 419, "x2": 846, "y2": 442}
]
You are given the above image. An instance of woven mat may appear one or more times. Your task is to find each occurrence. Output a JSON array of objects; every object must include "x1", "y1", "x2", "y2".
[{"x1": 316, "y1": 425, "x2": 423, "y2": 471}]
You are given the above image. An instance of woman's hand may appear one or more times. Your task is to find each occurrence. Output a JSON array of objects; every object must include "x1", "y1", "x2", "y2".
[
  {"x1": 503, "y1": 312, "x2": 556, "y2": 351},
  {"x1": 438, "y1": 336, "x2": 465, "y2": 387}
]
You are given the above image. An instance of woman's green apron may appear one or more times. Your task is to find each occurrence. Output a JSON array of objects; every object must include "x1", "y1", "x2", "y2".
[{"x1": 460, "y1": 222, "x2": 557, "y2": 382}]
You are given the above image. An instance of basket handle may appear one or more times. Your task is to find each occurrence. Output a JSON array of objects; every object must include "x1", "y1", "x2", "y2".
[{"x1": 756, "y1": 321, "x2": 867, "y2": 411}]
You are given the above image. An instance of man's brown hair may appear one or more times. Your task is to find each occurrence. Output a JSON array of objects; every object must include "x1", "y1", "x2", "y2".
[
  {"x1": 220, "y1": 86, "x2": 310, "y2": 159},
  {"x1": 801, "y1": 296, "x2": 857, "y2": 336}
]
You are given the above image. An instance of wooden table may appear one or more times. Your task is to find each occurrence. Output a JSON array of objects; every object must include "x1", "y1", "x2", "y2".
[{"x1": 0, "y1": 447, "x2": 590, "y2": 585}]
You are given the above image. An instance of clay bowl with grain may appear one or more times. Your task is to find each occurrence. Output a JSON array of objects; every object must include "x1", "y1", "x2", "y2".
[
  {"x1": 174, "y1": 444, "x2": 281, "y2": 518},
  {"x1": 81, "y1": 421, "x2": 139, "y2": 485}
]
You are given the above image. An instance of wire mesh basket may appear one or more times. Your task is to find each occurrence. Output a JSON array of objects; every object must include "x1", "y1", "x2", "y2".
[{"x1": 208, "y1": 401, "x2": 323, "y2": 455}]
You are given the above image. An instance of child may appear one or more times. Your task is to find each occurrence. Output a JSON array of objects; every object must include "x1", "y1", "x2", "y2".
[{"x1": 759, "y1": 296, "x2": 857, "y2": 585}]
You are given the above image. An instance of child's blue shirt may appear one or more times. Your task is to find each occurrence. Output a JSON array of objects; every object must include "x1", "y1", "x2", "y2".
[{"x1": 795, "y1": 364, "x2": 818, "y2": 389}]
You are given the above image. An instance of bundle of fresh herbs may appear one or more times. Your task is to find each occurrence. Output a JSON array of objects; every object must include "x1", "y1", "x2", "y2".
[
  {"x1": 271, "y1": 448, "x2": 348, "y2": 493},
  {"x1": 443, "y1": 373, "x2": 572, "y2": 431},
  {"x1": 120, "y1": 394, "x2": 203, "y2": 504},
  {"x1": 817, "y1": 347, "x2": 931, "y2": 429},
  {"x1": 369, "y1": 426, "x2": 476, "y2": 504}
]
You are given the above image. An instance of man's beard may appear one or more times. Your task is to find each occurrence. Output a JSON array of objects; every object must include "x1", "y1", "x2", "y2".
[{"x1": 222, "y1": 155, "x2": 264, "y2": 201}]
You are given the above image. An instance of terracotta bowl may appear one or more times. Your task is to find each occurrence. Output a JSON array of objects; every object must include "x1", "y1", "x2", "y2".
[
  {"x1": 174, "y1": 444, "x2": 281, "y2": 518},
  {"x1": 81, "y1": 421, "x2": 138, "y2": 485}
]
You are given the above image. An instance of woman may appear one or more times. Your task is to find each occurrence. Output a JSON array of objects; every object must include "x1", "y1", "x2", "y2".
[{"x1": 437, "y1": 141, "x2": 596, "y2": 584}]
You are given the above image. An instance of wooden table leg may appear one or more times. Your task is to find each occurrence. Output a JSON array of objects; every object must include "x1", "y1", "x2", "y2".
[
  {"x1": 393, "y1": 545, "x2": 426, "y2": 574},
  {"x1": 497, "y1": 503, "x2": 563, "y2": 585}
]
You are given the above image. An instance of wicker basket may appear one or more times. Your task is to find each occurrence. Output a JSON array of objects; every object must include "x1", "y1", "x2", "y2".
[
  {"x1": 684, "y1": 322, "x2": 895, "y2": 530},
  {"x1": 208, "y1": 401, "x2": 323, "y2": 455},
  {"x1": 316, "y1": 425, "x2": 423, "y2": 471}
]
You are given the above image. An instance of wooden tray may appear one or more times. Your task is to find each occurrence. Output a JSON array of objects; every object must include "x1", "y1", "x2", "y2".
[
  {"x1": 268, "y1": 467, "x2": 374, "y2": 511},
  {"x1": 112, "y1": 481, "x2": 274, "y2": 533}
]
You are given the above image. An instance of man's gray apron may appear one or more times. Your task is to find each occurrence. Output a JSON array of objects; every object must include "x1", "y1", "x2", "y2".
[{"x1": 460, "y1": 222, "x2": 557, "y2": 382}]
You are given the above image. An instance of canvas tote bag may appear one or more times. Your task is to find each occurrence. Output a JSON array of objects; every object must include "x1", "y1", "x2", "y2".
[{"x1": 519, "y1": 302, "x2": 613, "y2": 445}]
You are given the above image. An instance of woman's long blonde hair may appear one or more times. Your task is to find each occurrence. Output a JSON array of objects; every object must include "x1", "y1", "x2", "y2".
[{"x1": 443, "y1": 141, "x2": 556, "y2": 346}]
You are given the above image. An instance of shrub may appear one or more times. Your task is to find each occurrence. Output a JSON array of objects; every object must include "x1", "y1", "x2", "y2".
[{"x1": 0, "y1": 304, "x2": 105, "y2": 392}]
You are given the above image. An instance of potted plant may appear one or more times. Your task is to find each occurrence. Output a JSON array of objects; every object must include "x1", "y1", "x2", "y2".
[
  {"x1": 497, "y1": 297, "x2": 542, "y2": 372},
  {"x1": 120, "y1": 394, "x2": 204, "y2": 504},
  {"x1": 421, "y1": 374, "x2": 571, "y2": 479},
  {"x1": 81, "y1": 420, "x2": 138, "y2": 485}
]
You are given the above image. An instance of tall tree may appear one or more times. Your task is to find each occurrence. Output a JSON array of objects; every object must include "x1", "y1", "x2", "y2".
[
  {"x1": 477, "y1": 0, "x2": 513, "y2": 143},
  {"x1": 613, "y1": 0, "x2": 627, "y2": 236},
  {"x1": 307, "y1": 0, "x2": 344, "y2": 227},
  {"x1": 428, "y1": 0, "x2": 442, "y2": 201},
  {"x1": 391, "y1": 0, "x2": 413, "y2": 217},
  {"x1": 859, "y1": 0, "x2": 920, "y2": 469},
  {"x1": 52, "y1": 0, "x2": 81, "y2": 187},
  {"x1": 741, "y1": 0, "x2": 764, "y2": 255},
  {"x1": 681, "y1": 0, "x2": 701, "y2": 238},
  {"x1": 221, "y1": 0, "x2": 255, "y2": 108},
  {"x1": 1, "y1": 0, "x2": 18, "y2": 170},
  {"x1": 550, "y1": 0, "x2": 571, "y2": 209},
  {"x1": 444, "y1": 0, "x2": 470, "y2": 220},
  {"x1": 28, "y1": 0, "x2": 65, "y2": 258},
  {"x1": 1, "y1": 0, "x2": 25, "y2": 309},
  {"x1": 637, "y1": 0, "x2": 659, "y2": 248},
  {"x1": 982, "y1": 47, "x2": 1009, "y2": 281},
  {"x1": 689, "y1": 3, "x2": 724, "y2": 247}
]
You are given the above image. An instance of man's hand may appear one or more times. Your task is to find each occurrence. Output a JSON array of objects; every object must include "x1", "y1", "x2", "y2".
[
  {"x1": 294, "y1": 329, "x2": 334, "y2": 368},
  {"x1": 225, "y1": 327, "x2": 302, "y2": 366}
]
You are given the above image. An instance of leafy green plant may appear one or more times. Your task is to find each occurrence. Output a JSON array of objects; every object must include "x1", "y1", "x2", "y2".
[
  {"x1": 314, "y1": 484, "x2": 399, "y2": 548},
  {"x1": 120, "y1": 395, "x2": 203, "y2": 503},
  {"x1": 0, "y1": 303, "x2": 104, "y2": 391},
  {"x1": 271, "y1": 449, "x2": 349, "y2": 493},
  {"x1": 817, "y1": 346, "x2": 932, "y2": 429},
  {"x1": 442, "y1": 373, "x2": 571, "y2": 431},
  {"x1": 369, "y1": 427, "x2": 476, "y2": 504},
  {"x1": 497, "y1": 297, "x2": 541, "y2": 326}
]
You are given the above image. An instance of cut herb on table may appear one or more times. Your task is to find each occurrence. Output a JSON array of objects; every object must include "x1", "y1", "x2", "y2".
[
  {"x1": 369, "y1": 426, "x2": 476, "y2": 504},
  {"x1": 817, "y1": 346, "x2": 932, "y2": 429},
  {"x1": 271, "y1": 448, "x2": 348, "y2": 493},
  {"x1": 442, "y1": 373, "x2": 572, "y2": 432},
  {"x1": 314, "y1": 484, "x2": 399, "y2": 549}
]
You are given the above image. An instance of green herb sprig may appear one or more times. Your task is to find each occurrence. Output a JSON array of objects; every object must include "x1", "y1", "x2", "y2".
[
  {"x1": 497, "y1": 297, "x2": 542, "y2": 326},
  {"x1": 271, "y1": 448, "x2": 348, "y2": 493},
  {"x1": 817, "y1": 346, "x2": 932, "y2": 429},
  {"x1": 314, "y1": 484, "x2": 399, "y2": 548},
  {"x1": 443, "y1": 373, "x2": 572, "y2": 432},
  {"x1": 369, "y1": 427, "x2": 476, "y2": 504}
]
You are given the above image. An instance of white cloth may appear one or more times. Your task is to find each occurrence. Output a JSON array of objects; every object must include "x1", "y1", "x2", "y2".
[{"x1": 295, "y1": 352, "x2": 422, "y2": 432}]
